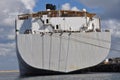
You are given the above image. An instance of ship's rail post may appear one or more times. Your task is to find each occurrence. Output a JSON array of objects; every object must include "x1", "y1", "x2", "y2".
[
  {"x1": 15, "y1": 19, "x2": 18, "y2": 46},
  {"x1": 15, "y1": 19, "x2": 19, "y2": 35},
  {"x1": 15, "y1": 19, "x2": 17, "y2": 36}
]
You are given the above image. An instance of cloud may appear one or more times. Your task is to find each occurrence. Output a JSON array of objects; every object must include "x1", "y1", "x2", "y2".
[
  {"x1": 80, "y1": 0, "x2": 120, "y2": 20},
  {"x1": 0, "y1": 0, "x2": 37, "y2": 56},
  {"x1": 0, "y1": 43, "x2": 15, "y2": 56},
  {"x1": 21, "y1": 0, "x2": 36, "y2": 12},
  {"x1": 0, "y1": 0, "x2": 36, "y2": 26},
  {"x1": 61, "y1": 3, "x2": 71, "y2": 10},
  {"x1": 101, "y1": 19, "x2": 120, "y2": 58},
  {"x1": 71, "y1": 7, "x2": 79, "y2": 11},
  {"x1": 102, "y1": 19, "x2": 120, "y2": 37},
  {"x1": 61, "y1": 3, "x2": 79, "y2": 11}
]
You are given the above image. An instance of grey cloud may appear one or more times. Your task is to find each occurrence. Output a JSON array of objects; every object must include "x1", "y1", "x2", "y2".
[
  {"x1": 0, "y1": 0, "x2": 37, "y2": 56},
  {"x1": 108, "y1": 36, "x2": 120, "y2": 58},
  {"x1": 0, "y1": 0, "x2": 36, "y2": 70},
  {"x1": 80, "y1": 0, "x2": 120, "y2": 20}
]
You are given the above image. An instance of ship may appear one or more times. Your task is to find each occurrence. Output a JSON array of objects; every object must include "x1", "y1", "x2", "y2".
[{"x1": 15, "y1": 4, "x2": 111, "y2": 76}]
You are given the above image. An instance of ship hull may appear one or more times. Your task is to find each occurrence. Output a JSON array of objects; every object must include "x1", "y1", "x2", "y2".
[{"x1": 16, "y1": 32, "x2": 111, "y2": 76}]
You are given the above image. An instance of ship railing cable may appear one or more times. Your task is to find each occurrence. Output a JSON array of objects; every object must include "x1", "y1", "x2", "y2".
[
  {"x1": 72, "y1": 34, "x2": 120, "y2": 53},
  {"x1": 73, "y1": 34, "x2": 110, "y2": 43},
  {"x1": 61, "y1": 33, "x2": 120, "y2": 50},
  {"x1": 52, "y1": 34, "x2": 120, "y2": 53},
  {"x1": 74, "y1": 33, "x2": 120, "y2": 49}
]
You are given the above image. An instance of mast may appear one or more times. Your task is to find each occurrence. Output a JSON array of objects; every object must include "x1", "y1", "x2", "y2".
[{"x1": 83, "y1": 8, "x2": 88, "y2": 27}]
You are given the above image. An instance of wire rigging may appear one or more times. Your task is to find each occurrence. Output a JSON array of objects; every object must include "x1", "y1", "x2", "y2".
[{"x1": 52, "y1": 34, "x2": 120, "y2": 53}]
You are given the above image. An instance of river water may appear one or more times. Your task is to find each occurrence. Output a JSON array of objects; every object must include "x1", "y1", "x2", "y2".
[{"x1": 0, "y1": 72, "x2": 120, "y2": 80}]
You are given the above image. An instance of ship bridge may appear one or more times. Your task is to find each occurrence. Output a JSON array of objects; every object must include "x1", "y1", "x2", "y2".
[{"x1": 17, "y1": 6, "x2": 101, "y2": 34}]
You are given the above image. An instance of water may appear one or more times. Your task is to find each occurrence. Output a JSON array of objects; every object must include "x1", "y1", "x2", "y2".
[{"x1": 0, "y1": 72, "x2": 120, "y2": 80}]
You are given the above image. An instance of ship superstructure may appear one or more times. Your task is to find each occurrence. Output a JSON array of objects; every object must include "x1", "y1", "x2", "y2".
[{"x1": 16, "y1": 4, "x2": 111, "y2": 76}]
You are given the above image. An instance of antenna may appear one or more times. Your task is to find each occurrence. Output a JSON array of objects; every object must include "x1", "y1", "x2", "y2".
[{"x1": 83, "y1": 8, "x2": 87, "y2": 27}]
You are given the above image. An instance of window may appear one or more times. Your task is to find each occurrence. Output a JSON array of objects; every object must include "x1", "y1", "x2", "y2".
[
  {"x1": 46, "y1": 19, "x2": 49, "y2": 23},
  {"x1": 56, "y1": 25, "x2": 59, "y2": 29}
]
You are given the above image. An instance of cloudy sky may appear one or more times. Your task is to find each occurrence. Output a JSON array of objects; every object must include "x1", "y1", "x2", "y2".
[{"x1": 0, "y1": 0, "x2": 120, "y2": 70}]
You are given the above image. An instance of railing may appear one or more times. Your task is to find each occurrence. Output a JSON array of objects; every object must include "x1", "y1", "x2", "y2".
[{"x1": 18, "y1": 10, "x2": 96, "y2": 20}]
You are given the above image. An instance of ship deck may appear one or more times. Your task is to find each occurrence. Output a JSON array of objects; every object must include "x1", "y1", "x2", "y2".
[{"x1": 18, "y1": 10, "x2": 96, "y2": 20}]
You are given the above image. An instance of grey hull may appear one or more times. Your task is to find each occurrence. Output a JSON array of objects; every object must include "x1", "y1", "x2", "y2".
[{"x1": 16, "y1": 32, "x2": 111, "y2": 75}]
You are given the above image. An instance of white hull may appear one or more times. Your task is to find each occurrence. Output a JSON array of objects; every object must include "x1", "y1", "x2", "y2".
[{"x1": 16, "y1": 32, "x2": 111, "y2": 75}]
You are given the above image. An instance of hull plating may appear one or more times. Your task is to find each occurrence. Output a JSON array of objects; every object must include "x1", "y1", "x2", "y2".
[{"x1": 16, "y1": 32, "x2": 111, "y2": 75}]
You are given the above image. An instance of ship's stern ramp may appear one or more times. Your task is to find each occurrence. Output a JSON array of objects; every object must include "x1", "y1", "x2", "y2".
[{"x1": 17, "y1": 32, "x2": 111, "y2": 73}]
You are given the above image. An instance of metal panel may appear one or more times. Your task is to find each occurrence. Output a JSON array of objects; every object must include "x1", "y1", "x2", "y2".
[{"x1": 17, "y1": 32, "x2": 111, "y2": 72}]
